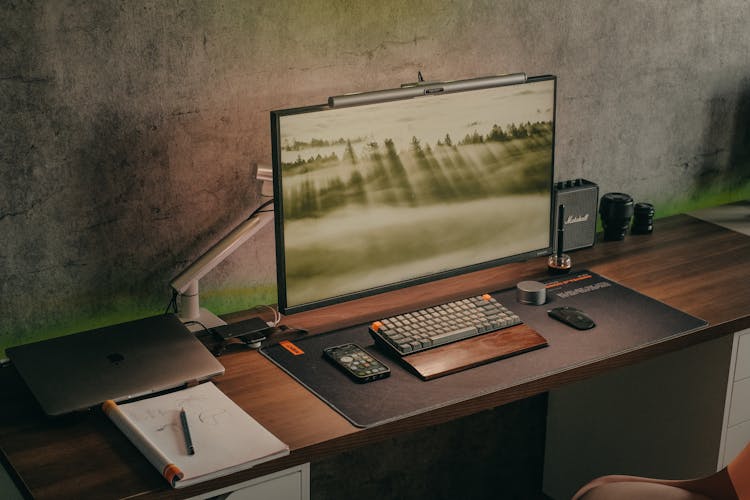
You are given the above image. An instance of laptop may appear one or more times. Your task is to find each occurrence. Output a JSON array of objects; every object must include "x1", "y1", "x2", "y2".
[{"x1": 7, "y1": 314, "x2": 225, "y2": 416}]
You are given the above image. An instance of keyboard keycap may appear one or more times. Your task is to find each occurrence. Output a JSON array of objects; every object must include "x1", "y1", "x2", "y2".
[{"x1": 369, "y1": 294, "x2": 522, "y2": 356}]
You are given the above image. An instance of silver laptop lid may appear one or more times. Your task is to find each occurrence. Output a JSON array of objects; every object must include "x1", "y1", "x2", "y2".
[{"x1": 7, "y1": 314, "x2": 225, "y2": 416}]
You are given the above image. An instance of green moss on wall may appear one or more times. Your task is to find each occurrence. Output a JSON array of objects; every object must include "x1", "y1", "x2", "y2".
[
  {"x1": 0, "y1": 286, "x2": 278, "y2": 359},
  {"x1": 200, "y1": 284, "x2": 278, "y2": 316},
  {"x1": 658, "y1": 179, "x2": 750, "y2": 218}
]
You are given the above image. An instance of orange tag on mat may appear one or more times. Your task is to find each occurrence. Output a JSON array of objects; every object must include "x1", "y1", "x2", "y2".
[{"x1": 279, "y1": 340, "x2": 304, "y2": 355}]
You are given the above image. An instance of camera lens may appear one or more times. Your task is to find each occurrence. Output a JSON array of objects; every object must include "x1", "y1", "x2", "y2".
[
  {"x1": 632, "y1": 202, "x2": 655, "y2": 234},
  {"x1": 599, "y1": 193, "x2": 634, "y2": 241}
]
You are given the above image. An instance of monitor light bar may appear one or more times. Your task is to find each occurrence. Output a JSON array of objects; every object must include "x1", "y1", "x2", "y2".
[{"x1": 328, "y1": 72, "x2": 527, "y2": 108}]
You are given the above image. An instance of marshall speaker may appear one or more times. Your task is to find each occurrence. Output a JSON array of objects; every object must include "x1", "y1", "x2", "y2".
[{"x1": 553, "y1": 179, "x2": 599, "y2": 251}]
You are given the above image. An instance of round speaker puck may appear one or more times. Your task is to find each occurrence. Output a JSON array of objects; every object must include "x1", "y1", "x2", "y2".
[{"x1": 516, "y1": 280, "x2": 547, "y2": 305}]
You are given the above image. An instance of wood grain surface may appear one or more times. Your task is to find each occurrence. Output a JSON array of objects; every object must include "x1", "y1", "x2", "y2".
[{"x1": 403, "y1": 324, "x2": 548, "y2": 380}]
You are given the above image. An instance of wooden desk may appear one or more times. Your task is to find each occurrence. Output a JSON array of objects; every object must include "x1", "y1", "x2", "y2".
[{"x1": 1, "y1": 214, "x2": 749, "y2": 499}]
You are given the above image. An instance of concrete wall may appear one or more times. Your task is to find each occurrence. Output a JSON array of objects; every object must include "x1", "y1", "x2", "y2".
[{"x1": 2, "y1": 0, "x2": 750, "y2": 353}]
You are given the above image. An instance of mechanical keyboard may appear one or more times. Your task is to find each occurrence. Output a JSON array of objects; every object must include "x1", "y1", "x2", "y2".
[{"x1": 369, "y1": 294, "x2": 521, "y2": 356}]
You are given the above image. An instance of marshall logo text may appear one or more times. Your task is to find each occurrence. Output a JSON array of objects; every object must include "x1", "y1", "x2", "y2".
[{"x1": 565, "y1": 214, "x2": 589, "y2": 224}]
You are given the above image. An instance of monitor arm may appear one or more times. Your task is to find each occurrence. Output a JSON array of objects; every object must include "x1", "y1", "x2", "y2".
[{"x1": 169, "y1": 166, "x2": 274, "y2": 331}]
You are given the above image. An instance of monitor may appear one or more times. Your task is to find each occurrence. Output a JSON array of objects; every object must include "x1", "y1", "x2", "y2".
[{"x1": 271, "y1": 74, "x2": 556, "y2": 315}]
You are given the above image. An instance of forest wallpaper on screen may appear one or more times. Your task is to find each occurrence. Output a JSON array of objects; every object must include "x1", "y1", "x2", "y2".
[{"x1": 278, "y1": 80, "x2": 555, "y2": 308}]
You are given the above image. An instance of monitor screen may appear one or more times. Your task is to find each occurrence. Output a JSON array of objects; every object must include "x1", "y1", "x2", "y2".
[{"x1": 272, "y1": 75, "x2": 556, "y2": 314}]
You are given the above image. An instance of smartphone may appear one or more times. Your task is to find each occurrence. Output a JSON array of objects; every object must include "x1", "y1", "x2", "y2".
[{"x1": 323, "y1": 343, "x2": 390, "y2": 383}]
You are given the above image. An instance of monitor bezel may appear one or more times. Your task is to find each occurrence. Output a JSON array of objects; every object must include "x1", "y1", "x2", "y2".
[{"x1": 272, "y1": 74, "x2": 557, "y2": 315}]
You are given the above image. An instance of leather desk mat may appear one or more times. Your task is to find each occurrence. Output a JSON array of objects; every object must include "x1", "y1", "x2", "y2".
[{"x1": 260, "y1": 271, "x2": 707, "y2": 428}]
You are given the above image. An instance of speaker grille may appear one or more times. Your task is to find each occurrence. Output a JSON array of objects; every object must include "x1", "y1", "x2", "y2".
[{"x1": 553, "y1": 179, "x2": 599, "y2": 251}]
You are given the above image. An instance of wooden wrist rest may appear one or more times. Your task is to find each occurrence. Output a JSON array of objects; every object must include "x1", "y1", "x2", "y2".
[{"x1": 400, "y1": 324, "x2": 548, "y2": 380}]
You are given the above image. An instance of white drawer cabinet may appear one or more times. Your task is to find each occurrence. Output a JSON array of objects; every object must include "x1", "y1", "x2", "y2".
[
  {"x1": 188, "y1": 464, "x2": 310, "y2": 500},
  {"x1": 719, "y1": 329, "x2": 750, "y2": 468},
  {"x1": 727, "y1": 376, "x2": 750, "y2": 427},
  {"x1": 724, "y1": 420, "x2": 750, "y2": 468},
  {"x1": 735, "y1": 332, "x2": 750, "y2": 381}
]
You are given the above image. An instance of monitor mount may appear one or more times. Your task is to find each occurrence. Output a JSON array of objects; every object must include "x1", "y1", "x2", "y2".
[{"x1": 169, "y1": 166, "x2": 274, "y2": 332}]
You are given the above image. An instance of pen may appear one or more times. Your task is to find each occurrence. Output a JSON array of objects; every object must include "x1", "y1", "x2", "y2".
[
  {"x1": 179, "y1": 408, "x2": 195, "y2": 455},
  {"x1": 557, "y1": 203, "x2": 565, "y2": 261}
]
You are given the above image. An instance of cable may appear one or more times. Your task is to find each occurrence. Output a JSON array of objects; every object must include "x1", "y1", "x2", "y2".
[
  {"x1": 246, "y1": 198, "x2": 274, "y2": 221},
  {"x1": 164, "y1": 289, "x2": 179, "y2": 315},
  {"x1": 256, "y1": 304, "x2": 281, "y2": 327},
  {"x1": 183, "y1": 320, "x2": 211, "y2": 334}
]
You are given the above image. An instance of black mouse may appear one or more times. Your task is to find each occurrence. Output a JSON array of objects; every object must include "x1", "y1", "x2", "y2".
[{"x1": 547, "y1": 306, "x2": 595, "y2": 330}]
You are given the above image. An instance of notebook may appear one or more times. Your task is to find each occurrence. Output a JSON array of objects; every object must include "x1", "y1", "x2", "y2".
[
  {"x1": 103, "y1": 381, "x2": 289, "y2": 488},
  {"x1": 7, "y1": 314, "x2": 225, "y2": 416}
]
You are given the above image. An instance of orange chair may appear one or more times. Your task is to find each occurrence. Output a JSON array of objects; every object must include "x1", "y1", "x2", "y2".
[{"x1": 572, "y1": 441, "x2": 750, "y2": 500}]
